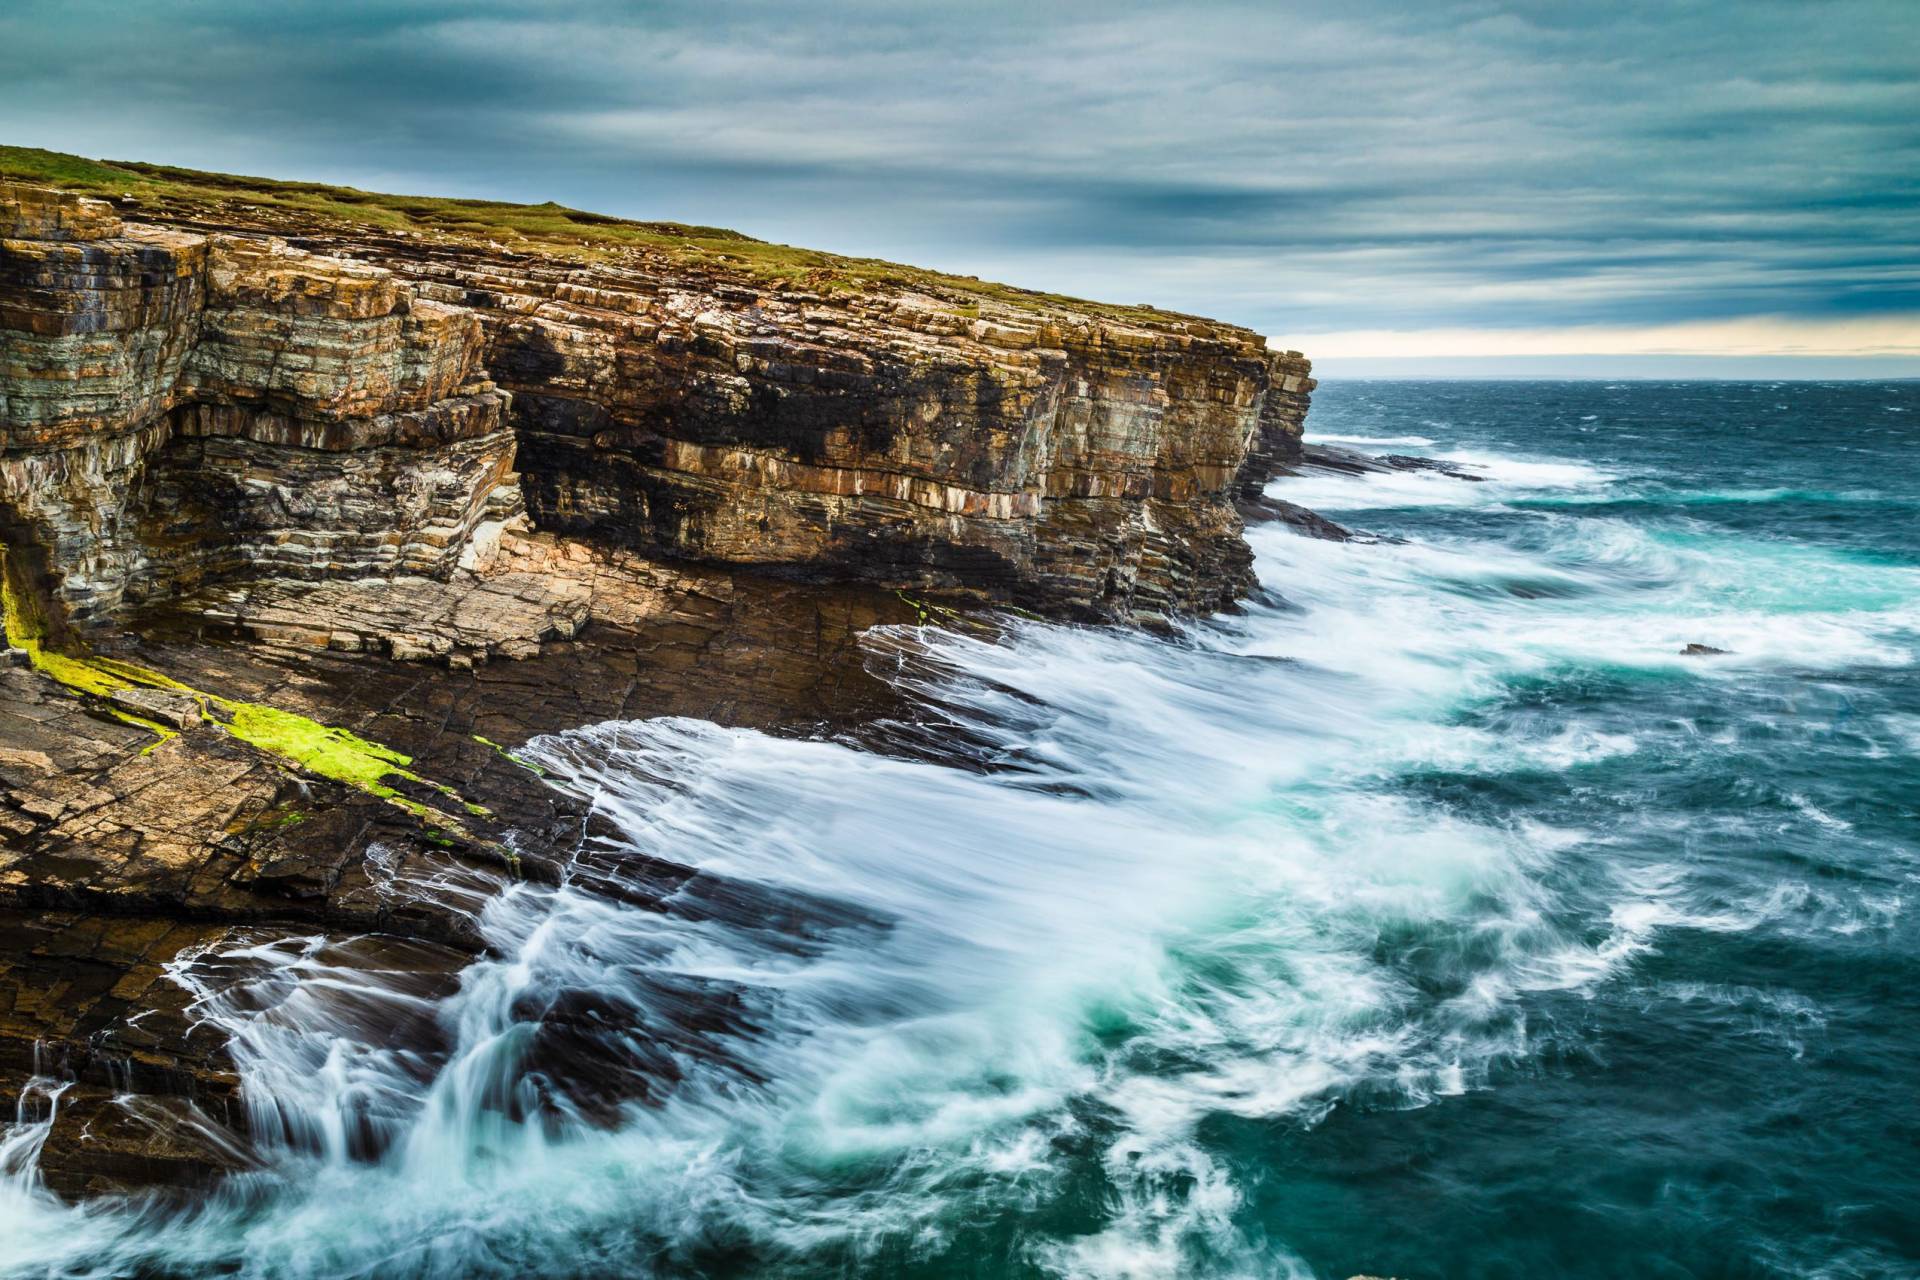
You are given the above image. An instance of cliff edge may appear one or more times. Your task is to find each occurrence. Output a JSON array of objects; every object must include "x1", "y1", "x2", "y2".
[{"x1": 0, "y1": 149, "x2": 1313, "y2": 638}]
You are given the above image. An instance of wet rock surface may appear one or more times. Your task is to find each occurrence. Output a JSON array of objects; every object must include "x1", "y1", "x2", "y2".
[
  {"x1": 1282, "y1": 442, "x2": 1485, "y2": 482},
  {"x1": 1239, "y1": 493, "x2": 1354, "y2": 542},
  {"x1": 0, "y1": 545, "x2": 924, "y2": 1198},
  {"x1": 0, "y1": 176, "x2": 1325, "y2": 1199}
]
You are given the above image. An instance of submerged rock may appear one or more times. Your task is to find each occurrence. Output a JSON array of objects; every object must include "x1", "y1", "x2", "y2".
[
  {"x1": 1284, "y1": 442, "x2": 1486, "y2": 482},
  {"x1": 1238, "y1": 493, "x2": 1354, "y2": 541},
  {"x1": 1682, "y1": 642, "x2": 1730, "y2": 655}
]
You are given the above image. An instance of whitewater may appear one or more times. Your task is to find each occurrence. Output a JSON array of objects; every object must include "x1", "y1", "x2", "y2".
[{"x1": 4, "y1": 380, "x2": 1917, "y2": 1277}]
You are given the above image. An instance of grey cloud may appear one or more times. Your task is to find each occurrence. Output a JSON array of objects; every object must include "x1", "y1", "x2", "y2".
[{"x1": 1, "y1": 0, "x2": 1915, "y2": 342}]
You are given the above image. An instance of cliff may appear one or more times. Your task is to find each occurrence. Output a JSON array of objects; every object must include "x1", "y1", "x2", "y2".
[
  {"x1": 0, "y1": 149, "x2": 1312, "y2": 639},
  {"x1": 0, "y1": 149, "x2": 1313, "y2": 1199},
  {"x1": 0, "y1": 184, "x2": 518, "y2": 637}
]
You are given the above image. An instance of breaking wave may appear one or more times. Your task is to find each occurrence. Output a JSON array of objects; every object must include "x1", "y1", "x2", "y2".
[{"x1": 3, "y1": 381, "x2": 1917, "y2": 1278}]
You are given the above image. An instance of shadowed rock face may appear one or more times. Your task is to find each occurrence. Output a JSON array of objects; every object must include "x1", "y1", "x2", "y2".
[
  {"x1": 0, "y1": 544, "x2": 926, "y2": 1199},
  {"x1": 470, "y1": 264, "x2": 1310, "y2": 623},
  {"x1": 470, "y1": 276, "x2": 1310, "y2": 623}
]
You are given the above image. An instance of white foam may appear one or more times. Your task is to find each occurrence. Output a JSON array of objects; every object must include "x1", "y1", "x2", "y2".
[
  {"x1": 1304, "y1": 432, "x2": 1438, "y2": 447},
  {"x1": 1270, "y1": 447, "x2": 1614, "y2": 512},
  {"x1": 4, "y1": 426, "x2": 1913, "y2": 1277},
  {"x1": 1786, "y1": 792, "x2": 1853, "y2": 831},
  {"x1": 1881, "y1": 714, "x2": 1920, "y2": 755}
]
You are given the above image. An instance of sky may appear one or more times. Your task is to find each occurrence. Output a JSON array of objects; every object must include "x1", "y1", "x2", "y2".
[{"x1": 4, "y1": 0, "x2": 1917, "y2": 376}]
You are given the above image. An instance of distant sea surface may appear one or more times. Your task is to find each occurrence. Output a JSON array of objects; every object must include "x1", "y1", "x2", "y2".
[{"x1": 5, "y1": 380, "x2": 1918, "y2": 1278}]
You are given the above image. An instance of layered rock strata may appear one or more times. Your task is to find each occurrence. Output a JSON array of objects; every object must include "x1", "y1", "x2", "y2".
[
  {"x1": 0, "y1": 551, "x2": 921, "y2": 1197},
  {"x1": 0, "y1": 186, "x2": 516, "y2": 632},
  {"x1": 330, "y1": 244, "x2": 1316, "y2": 624},
  {"x1": 3, "y1": 179, "x2": 1315, "y2": 632}
]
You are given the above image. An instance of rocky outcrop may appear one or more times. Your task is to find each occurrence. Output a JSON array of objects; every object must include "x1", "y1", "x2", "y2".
[
  {"x1": 1281, "y1": 441, "x2": 1484, "y2": 483},
  {"x1": 0, "y1": 185, "x2": 517, "y2": 633},
  {"x1": 328, "y1": 243, "x2": 1315, "y2": 625},
  {"x1": 0, "y1": 545, "x2": 922, "y2": 1197}
]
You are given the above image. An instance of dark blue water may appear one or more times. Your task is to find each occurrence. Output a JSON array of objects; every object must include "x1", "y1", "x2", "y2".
[
  {"x1": 1254, "y1": 381, "x2": 1920, "y2": 1279},
  {"x1": 3, "y1": 381, "x2": 1916, "y2": 1278}
]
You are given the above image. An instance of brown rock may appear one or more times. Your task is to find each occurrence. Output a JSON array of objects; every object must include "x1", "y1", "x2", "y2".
[
  {"x1": 0, "y1": 176, "x2": 1315, "y2": 632},
  {"x1": 106, "y1": 686, "x2": 201, "y2": 729},
  {"x1": 0, "y1": 183, "x2": 121, "y2": 242}
]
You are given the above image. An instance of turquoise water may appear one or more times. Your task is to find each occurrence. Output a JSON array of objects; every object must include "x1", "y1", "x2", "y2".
[{"x1": 2, "y1": 380, "x2": 1917, "y2": 1277}]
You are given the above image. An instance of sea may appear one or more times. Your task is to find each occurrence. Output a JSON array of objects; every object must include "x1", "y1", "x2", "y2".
[{"x1": 4, "y1": 379, "x2": 1917, "y2": 1278}]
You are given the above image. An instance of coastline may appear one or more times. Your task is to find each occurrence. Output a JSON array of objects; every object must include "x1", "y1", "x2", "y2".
[{"x1": 0, "y1": 156, "x2": 1314, "y2": 1198}]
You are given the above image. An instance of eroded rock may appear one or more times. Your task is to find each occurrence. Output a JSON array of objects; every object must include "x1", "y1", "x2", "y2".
[
  {"x1": 0, "y1": 172, "x2": 1327, "y2": 1200},
  {"x1": 1282, "y1": 442, "x2": 1485, "y2": 482},
  {"x1": 2, "y1": 179, "x2": 1320, "y2": 631},
  {"x1": 0, "y1": 186, "x2": 516, "y2": 630}
]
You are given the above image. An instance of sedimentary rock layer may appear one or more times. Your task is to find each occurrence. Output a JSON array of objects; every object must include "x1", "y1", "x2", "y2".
[
  {"x1": 0, "y1": 185, "x2": 516, "y2": 630},
  {"x1": 337, "y1": 241, "x2": 1316, "y2": 623},
  {"x1": 2, "y1": 175, "x2": 1314, "y2": 629}
]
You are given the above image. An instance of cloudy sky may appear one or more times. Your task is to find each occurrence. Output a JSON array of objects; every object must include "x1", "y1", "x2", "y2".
[{"x1": 6, "y1": 0, "x2": 1917, "y2": 374}]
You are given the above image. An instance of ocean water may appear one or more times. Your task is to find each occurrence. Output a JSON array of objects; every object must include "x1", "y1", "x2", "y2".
[{"x1": 3, "y1": 379, "x2": 1918, "y2": 1278}]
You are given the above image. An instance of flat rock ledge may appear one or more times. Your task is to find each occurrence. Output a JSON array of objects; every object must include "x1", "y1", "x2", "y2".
[{"x1": 1, "y1": 543, "x2": 922, "y2": 1199}]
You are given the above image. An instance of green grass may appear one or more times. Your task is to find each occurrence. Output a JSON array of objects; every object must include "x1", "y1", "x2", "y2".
[{"x1": 0, "y1": 144, "x2": 1209, "y2": 325}]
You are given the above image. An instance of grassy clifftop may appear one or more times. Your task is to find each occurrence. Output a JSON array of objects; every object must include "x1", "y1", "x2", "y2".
[
  {"x1": 0, "y1": 145, "x2": 1196, "y2": 326},
  {"x1": 0, "y1": 145, "x2": 760, "y2": 249}
]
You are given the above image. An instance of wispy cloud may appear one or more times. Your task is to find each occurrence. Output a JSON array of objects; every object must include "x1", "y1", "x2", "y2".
[{"x1": 2, "y1": 0, "x2": 1915, "y2": 366}]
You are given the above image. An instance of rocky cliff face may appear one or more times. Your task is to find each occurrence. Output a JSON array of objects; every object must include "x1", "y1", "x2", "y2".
[
  {"x1": 1, "y1": 176, "x2": 1311, "y2": 637},
  {"x1": 388, "y1": 240, "x2": 1314, "y2": 623},
  {"x1": 0, "y1": 161, "x2": 1313, "y2": 1200},
  {"x1": 0, "y1": 185, "x2": 518, "y2": 636}
]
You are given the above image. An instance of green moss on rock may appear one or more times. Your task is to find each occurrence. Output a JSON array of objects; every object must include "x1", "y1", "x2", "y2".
[{"x1": 4, "y1": 540, "x2": 490, "y2": 837}]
